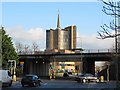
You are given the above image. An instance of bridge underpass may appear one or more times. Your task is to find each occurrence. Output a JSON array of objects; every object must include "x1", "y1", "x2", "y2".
[
  {"x1": 19, "y1": 55, "x2": 50, "y2": 78},
  {"x1": 19, "y1": 52, "x2": 115, "y2": 79}
]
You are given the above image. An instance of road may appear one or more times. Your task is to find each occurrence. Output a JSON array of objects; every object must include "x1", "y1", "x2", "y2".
[{"x1": 1, "y1": 79, "x2": 117, "y2": 90}]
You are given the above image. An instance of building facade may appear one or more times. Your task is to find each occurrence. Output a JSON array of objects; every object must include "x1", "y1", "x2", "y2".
[
  {"x1": 46, "y1": 12, "x2": 78, "y2": 73},
  {"x1": 46, "y1": 13, "x2": 76, "y2": 52}
]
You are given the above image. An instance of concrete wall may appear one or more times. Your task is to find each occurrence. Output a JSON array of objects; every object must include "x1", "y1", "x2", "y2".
[
  {"x1": 99, "y1": 56, "x2": 120, "y2": 80},
  {"x1": 30, "y1": 61, "x2": 50, "y2": 77},
  {"x1": 23, "y1": 59, "x2": 50, "y2": 77},
  {"x1": 83, "y1": 57, "x2": 95, "y2": 75}
]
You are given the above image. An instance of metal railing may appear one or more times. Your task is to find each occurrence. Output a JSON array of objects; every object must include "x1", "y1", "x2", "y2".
[
  {"x1": 82, "y1": 49, "x2": 115, "y2": 53},
  {"x1": 17, "y1": 49, "x2": 117, "y2": 55}
]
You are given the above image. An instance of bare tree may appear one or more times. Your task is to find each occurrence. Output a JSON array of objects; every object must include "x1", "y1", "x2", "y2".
[
  {"x1": 23, "y1": 44, "x2": 30, "y2": 54},
  {"x1": 15, "y1": 42, "x2": 40, "y2": 54},
  {"x1": 97, "y1": 0, "x2": 120, "y2": 53},
  {"x1": 32, "y1": 42, "x2": 39, "y2": 54},
  {"x1": 97, "y1": 0, "x2": 120, "y2": 87},
  {"x1": 15, "y1": 42, "x2": 23, "y2": 54}
]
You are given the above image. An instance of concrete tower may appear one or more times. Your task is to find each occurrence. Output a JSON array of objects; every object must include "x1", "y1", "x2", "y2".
[{"x1": 46, "y1": 11, "x2": 76, "y2": 53}]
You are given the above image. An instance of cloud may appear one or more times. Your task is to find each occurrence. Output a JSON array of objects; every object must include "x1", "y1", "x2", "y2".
[
  {"x1": 6, "y1": 26, "x2": 114, "y2": 51},
  {"x1": 6, "y1": 26, "x2": 46, "y2": 50},
  {"x1": 77, "y1": 32, "x2": 114, "y2": 51}
]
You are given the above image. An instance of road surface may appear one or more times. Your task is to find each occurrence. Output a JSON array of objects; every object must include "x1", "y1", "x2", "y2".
[{"x1": 1, "y1": 79, "x2": 118, "y2": 90}]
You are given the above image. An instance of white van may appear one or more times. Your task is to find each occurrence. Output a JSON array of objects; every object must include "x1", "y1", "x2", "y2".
[{"x1": 0, "y1": 70, "x2": 12, "y2": 87}]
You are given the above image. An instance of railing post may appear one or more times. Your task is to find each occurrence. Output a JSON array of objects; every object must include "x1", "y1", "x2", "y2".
[
  {"x1": 98, "y1": 49, "x2": 99, "y2": 53},
  {"x1": 88, "y1": 50, "x2": 90, "y2": 53}
]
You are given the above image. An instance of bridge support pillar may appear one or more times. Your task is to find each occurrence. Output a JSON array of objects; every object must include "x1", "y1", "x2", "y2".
[{"x1": 83, "y1": 58, "x2": 95, "y2": 75}]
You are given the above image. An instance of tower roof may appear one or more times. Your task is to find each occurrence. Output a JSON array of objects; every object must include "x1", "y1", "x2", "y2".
[{"x1": 57, "y1": 10, "x2": 60, "y2": 29}]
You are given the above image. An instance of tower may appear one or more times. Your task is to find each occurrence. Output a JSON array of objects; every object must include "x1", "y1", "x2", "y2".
[
  {"x1": 57, "y1": 10, "x2": 60, "y2": 29},
  {"x1": 46, "y1": 11, "x2": 76, "y2": 52}
]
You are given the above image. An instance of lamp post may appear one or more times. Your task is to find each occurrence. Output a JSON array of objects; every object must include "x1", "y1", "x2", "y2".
[
  {"x1": 76, "y1": 37, "x2": 83, "y2": 73},
  {"x1": 114, "y1": 2, "x2": 119, "y2": 88}
]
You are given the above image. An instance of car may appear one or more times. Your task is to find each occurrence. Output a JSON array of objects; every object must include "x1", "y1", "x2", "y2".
[
  {"x1": 21, "y1": 74, "x2": 42, "y2": 87},
  {"x1": 0, "y1": 70, "x2": 12, "y2": 87},
  {"x1": 75, "y1": 73, "x2": 99, "y2": 83}
]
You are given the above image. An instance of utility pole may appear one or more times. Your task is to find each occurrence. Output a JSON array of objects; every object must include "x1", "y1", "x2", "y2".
[
  {"x1": 76, "y1": 37, "x2": 83, "y2": 73},
  {"x1": 107, "y1": 62, "x2": 110, "y2": 82},
  {"x1": 114, "y1": 1, "x2": 119, "y2": 88}
]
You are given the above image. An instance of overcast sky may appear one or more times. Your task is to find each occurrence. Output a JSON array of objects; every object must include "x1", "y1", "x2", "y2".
[{"x1": 2, "y1": 1, "x2": 116, "y2": 51}]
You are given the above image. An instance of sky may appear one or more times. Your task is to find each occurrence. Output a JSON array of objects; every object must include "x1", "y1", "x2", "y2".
[{"x1": 2, "y1": 1, "x2": 115, "y2": 52}]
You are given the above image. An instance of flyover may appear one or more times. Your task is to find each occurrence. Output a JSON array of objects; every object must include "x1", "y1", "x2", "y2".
[{"x1": 18, "y1": 51, "x2": 120, "y2": 79}]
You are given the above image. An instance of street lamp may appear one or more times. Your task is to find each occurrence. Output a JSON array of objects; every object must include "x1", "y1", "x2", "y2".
[
  {"x1": 114, "y1": 2, "x2": 119, "y2": 88},
  {"x1": 71, "y1": 36, "x2": 84, "y2": 74},
  {"x1": 76, "y1": 37, "x2": 83, "y2": 73}
]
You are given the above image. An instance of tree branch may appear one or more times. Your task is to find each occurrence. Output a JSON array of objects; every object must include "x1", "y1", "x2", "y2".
[
  {"x1": 101, "y1": 0, "x2": 120, "y2": 16},
  {"x1": 97, "y1": 33, "x2": 120, "y2": 39},
  {"x1": 101, "y1": 0, "x2": 120, "y2": 8},
  {"x1": 97, "y1": 0, "x2": 120, "y2": 39}
]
